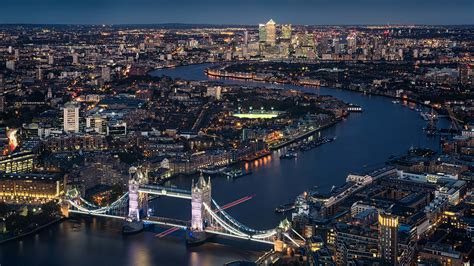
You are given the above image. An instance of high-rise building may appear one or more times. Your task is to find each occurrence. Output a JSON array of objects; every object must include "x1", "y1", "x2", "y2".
[
  {"x1": 347, "y1": 33, "x2": 357, "y2": 54},
  {"x1": 0, "y1": 93, "x2": 4, "y2": 113},
  {"x1": 72, "y1": 53, "x2": 79, "y2": 65},
  {"x1": 37, "y1": 67, "x2": 43, "y2": 81},
  {"x1": 48, "y1": 54, "x2": 54, "y2": 65},
  {"x1": 6, "y1": 60, "x2": 15, "y2": 71},
  {"x1": 243, "y1": 30, "x2": 248, "y2": 46},
  {"x1": 378, "y1": 212, "x2": 399, "y2": 265},
  {"x1": 258, "y1": 24, "x2": 267, "y2": 43},
  {"x1": 63, "y1": 102, "x2": 80, "y2": 133},
  {"x1": 281, "y1": 24, "x2": 292, "y2": 40},
  {"x1": 265, "y1": 19, "x2": 276, "y2": 46},
  {"x1": 102, "y1": 66, "x2": 111, "y2": 82},
  {"x1": 459, "y1": 63, "x2": 471, "y2": 85}
]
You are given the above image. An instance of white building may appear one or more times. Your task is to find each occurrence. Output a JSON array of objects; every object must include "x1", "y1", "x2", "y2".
[
  {"x1": 206, "y1": 86, "x2": 222, "y2": 100},
  {"x1": 63, "y1": 102, "x2": 80, "y2": 133}
]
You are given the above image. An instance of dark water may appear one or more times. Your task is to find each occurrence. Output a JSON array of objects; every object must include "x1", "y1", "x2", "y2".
[{"x1": 0, "y1": 63, "x2": 448, "y2": 266}]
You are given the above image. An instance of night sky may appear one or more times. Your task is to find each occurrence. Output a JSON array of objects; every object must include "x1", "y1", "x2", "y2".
[{"x1": 1, "y1": 0, "x2": 473, "y2": 25}]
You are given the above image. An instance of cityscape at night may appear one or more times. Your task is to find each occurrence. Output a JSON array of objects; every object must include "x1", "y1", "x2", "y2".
[{"x1": 0, "y1": 1, "x2": 473, "y2": 265}]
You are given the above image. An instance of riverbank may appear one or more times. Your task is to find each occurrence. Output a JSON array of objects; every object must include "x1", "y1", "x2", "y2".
[
  {"x1": 205, "y1": 66, "x2": 438, "y2": 108},
  {"x1": 0, "y1": 217, "x2": 64, "y2": 245},
  {"x1": 270, "y1": 117, "x2": 342, "y2": 150}
]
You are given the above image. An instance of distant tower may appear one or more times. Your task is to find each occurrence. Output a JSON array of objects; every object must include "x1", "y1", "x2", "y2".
[
  {"x1": 37, "y1": 67, "x2": 43, "y2": 81},
  {"x1": 258, "y1": 24, "x2": 267, "y2": 43},
  {"x1": 243, "y1": 30, "x2": 248, "y2": 46},
  {"x1": 48, "y1": 54, "x2": 54, "y2": 65},
  {"x1": 191, "y1": 173, "x2": 212, "y2": 231},
  {"x1": 72, "y1": 53, "x2": 79, "y2": 65},
  {"x1": 101, "y1": 66, "x2": 111, "y2": 82},
  {"x1": 281, "y1": 24, "x2": 292, "y2": 40},
  {"x1": 378, "y1": 211, "x2": 399, "y2": 265},
  {"x1": 265, "y1": 19, "x2": 276, "y2": 46},
  {"x1": 47, "y1": 87, "x2": 53, "y2": 99}
]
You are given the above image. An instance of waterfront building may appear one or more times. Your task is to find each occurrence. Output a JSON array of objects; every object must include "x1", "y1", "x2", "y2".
[
  {"x1": 378, "y1": 212, "x2": 399, "y2": 265},
  {"x1": 0, "y1": 152, "x2": 35, "y2": 174},
  {"x1": 0, "y1": 172, "x2": 65, "y2": 204},
  {"x1": 63, "y1": 102, "x2": 80, "y2": 133}
]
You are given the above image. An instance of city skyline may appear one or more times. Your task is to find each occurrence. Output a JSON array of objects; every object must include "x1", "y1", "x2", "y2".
[{"x1": 1, "y1": 0, "x2": 474, "y2": 25}]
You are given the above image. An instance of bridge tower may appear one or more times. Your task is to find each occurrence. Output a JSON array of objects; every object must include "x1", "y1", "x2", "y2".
[
  {"x1": 128, "y1": 166, "x2": 149, "y2": 221},
  {"x1": 191, "y1": 173, "x2": 212, "y2": 231}
]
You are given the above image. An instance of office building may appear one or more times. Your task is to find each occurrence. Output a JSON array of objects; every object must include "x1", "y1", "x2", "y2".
[
  {"x1": 378, "y1": 212, "x2": 399, "y2": 265},
  {"x1": 63, "y1": 102, "x2": 80, "y2": 133},
  {"x1": 266, "y1": 19, "x2": 276, "y2": 45}
]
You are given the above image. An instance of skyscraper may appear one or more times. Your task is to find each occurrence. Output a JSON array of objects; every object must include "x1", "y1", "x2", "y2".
[
  {"x1": 378, "y1": 212, "x2": 399, "y2": 265},
  {"x1": 258, "y1": 24, "x2": 266, "y2": 43},
  {"x1": 63, "y1": 102, "x2": 80, "y2": 133},
  {"x1": 281, "y1": 24, "x2": 292, "y2": 40},
  {"x1": 265, "y1": 19, "x2": 276, "y2": 46},
  {"x1": 102, "y1": 66, "x2": 111, "y2": 82}
]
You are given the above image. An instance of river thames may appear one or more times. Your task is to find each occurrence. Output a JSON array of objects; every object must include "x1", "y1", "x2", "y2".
[{"x1": 0, "y1": 63, "x2": 449, "y2": 266}]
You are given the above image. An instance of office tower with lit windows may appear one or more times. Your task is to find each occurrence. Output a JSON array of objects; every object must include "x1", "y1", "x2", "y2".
[
  {"x1": 63, "y1": 102, "x2": 80, "y2": 133},
  {"x1": 265, "y1": 19, "x2": 276, "y2": 45},
  {"x1": 281, "y1": 24, "x2": 292, "y2": 40},
  {"x1": 258, "y1": 24, "x2": 266, "y2": 43},
  {"x1": 378, "y1": 212, "x2": 399, "y2": 265}
]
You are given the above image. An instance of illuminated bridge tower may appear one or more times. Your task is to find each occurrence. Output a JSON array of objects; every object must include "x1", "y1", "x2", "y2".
[
  {"x1": 191, "y1": 173, "x2": 212, "y2": 231},
  {"x1": 128, "y1": 166, "x2": 149, "y2": 221}
]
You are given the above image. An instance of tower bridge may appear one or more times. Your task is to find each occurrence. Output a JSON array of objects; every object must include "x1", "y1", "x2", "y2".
[{"x1": 62, "y1": 167, "x2": 302, "y2": 248}]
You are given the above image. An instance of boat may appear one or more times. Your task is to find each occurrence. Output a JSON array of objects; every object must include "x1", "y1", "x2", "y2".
[
  {"x1": 420, "y1": 110, "x2": 438, "y2": 121},
  {"x1": 201, "y1": 166, "x2": 227, "y2": 175},
  {"x1": 280, "y1": 152, "x2": 297, "y2": 159},
  {"x1": 122, "y1": 220, "x2": 144, "y2": 235},
  {"x1": 275, "y1": 203, "x2": 296, "y2": 213},
  {"x1": 347, "y1": 104, "x2": 363, "y2": 112},
  {"x1": 225, "y1": 169, "x2": 252, "y2": 179},
  {"x1": 392, "y1": 100, "x2": 400, "y2": 104}
]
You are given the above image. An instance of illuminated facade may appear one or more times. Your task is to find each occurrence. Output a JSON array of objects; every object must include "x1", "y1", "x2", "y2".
[
  {"x1": 191, "y1": 173, "x2": 211, "y2": 231},
  {"x1": 265, "y1": 19, "x2": 276, "y2": 46},
  {"x1": 63, "y1": 102, "x2": 80, "y2": 133},
  {"x1": 258, "y1": 24, "x2": 266, "y2": 43},
  {"x1": 127, "y1": 166, "x2": 148, "y2": 221},
  {"x1": 0, "y1": 172, "x2": 64, "y2": 204},
  {"x1": 281, "y1": 24, "x2": 292, "y2": 40},
  {"x1": 378, "y1": 212, "x2": 399, "y2": 265},
  {"x1": 0, "y1": 151, "x2": 35, "y2": 173}
]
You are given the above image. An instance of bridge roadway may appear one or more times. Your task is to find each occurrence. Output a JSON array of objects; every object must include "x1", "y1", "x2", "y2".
[
  {"x1": 138, "y1": 184, "x2": 192, "y2": 199},
  {"x1": 143, "y1": 217, "x2": 190, "y2": 229}
]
